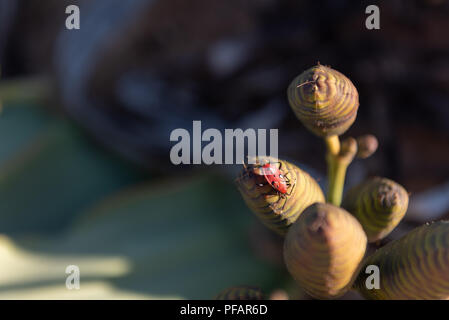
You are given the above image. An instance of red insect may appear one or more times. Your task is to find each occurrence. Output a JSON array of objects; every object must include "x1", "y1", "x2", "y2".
[
  {"x1": 238, "y1": 160, "x2": 296, "y2": 213},
  {"x1": 241, "y1": 161, "x2": 294, "y2": 197},
  {"x1": 257, "y1": 162, "x2": 289, "y2": 194}
]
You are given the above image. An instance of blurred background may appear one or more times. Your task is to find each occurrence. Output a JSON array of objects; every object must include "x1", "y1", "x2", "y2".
[{"x1": 0, "y1": 0, "x2": 448, "y2": 299}]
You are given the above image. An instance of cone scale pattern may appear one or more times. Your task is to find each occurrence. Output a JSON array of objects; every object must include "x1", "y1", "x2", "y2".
[
  {"x1": 342, "y1": 177, "x2": 409, "y2": 243},
  {"x1": 236, "y1": 157, "x2": 325, "y2": 236},
  {"x1": 287, "y1": 64, "x2": 359, "y2": 137},
  {"x1": 283, "y1": 203, "x2": 367, "y2": 299},
  {"x1": 355, "y1": 221, "x2": 449, "y2": 300}
]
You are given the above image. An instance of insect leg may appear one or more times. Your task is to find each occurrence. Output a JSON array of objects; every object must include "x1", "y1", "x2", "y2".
[{"x1": 278, "y1": 193, "x2": 288, "y2": 212}]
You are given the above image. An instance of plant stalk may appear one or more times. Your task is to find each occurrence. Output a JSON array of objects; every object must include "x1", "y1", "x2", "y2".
[{"x1": 325, "y1": 135, "x2": 356, "y2": 206}]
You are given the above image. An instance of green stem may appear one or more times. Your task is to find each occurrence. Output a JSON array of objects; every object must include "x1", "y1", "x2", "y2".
[
  {"x1": 326, "y1": 155, "x2": 349, "y2": 206},
  {"x1": 325, "y1": 135, "x2": 356, "y2": 206}
]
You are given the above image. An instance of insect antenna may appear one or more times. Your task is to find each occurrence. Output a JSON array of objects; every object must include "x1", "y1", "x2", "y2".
[{"x1": 296, "y1": 80, "x2": 316, "y2": 88}]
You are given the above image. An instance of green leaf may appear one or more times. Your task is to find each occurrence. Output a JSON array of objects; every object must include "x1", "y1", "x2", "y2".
[
  {"x1": 0, "y1": 102, "x2": 279, "y2": 299},
  {"x1": 0, "y1": 176, "x2": 279, "y2": 299},
  {"x1": 0, "y1": 103, "x2": 144, "y2": 235}
]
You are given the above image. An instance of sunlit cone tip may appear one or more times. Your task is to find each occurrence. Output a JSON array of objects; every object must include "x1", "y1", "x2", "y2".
[{"x1": 287, "y1": 65, "x2": 359, "y2": 137}]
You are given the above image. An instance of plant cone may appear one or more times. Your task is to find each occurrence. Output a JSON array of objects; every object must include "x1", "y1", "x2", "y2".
[
  {"x1": 342, "y1": 177, "x2": 408, "y2": 242},
  {"x1": 355, "y1": 220, "x2": 449, "y2": 300},
  {"x1": 236, "y1": 157, "x2": 324, "y2": 236},
  {"x1": 284, "y1": 203, "x2": 367, "y2": 299},
  {"x1": 287, "y1": 64, "x2": 359, "y2": 137}
]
